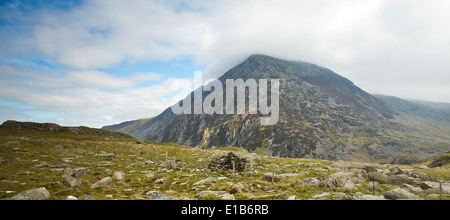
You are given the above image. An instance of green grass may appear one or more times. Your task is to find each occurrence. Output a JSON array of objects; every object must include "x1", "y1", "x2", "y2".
[{"x1": 0, "y1": 126, "x2": 448, "y2": 200}]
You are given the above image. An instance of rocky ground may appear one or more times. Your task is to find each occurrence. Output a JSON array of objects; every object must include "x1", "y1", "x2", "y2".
[{"x1": 0, "y1": 126, "x2": 449, "y2": 200}]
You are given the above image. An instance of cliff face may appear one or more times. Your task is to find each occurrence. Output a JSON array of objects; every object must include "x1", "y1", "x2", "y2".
[{"x1": 103, "y1": 55, "x2": 450, "y2": 161}]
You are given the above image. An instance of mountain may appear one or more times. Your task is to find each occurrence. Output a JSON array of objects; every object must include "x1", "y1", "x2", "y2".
[{"x1": 103, "y1": 55, "x2": 450, "y2": 162}]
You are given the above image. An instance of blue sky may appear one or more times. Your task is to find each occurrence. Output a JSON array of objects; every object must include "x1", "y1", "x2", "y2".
[{"x1": 1, "y1": 0, "x2": 450, "y2": 128}]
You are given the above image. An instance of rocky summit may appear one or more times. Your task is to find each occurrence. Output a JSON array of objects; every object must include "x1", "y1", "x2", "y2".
[{"x1": 103, "y1": 55, "x2": 450, "y2": 162}]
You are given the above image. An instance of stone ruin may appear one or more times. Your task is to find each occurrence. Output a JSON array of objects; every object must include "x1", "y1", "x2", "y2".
[{"x1": 208, "y1": 152, "x2": 248, "y2": 172}]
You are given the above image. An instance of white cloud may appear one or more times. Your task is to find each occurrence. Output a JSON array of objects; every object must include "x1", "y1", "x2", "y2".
[
  {"x1": 1, "y1": 0, "x2": 450, "y2": 128},
  {"x1": 193, "y1": 0, "x2": 450, "y2": 102},
  {"x1": 0, "y1": 62, "x2": 186, "y2": 127},
  {"x1": 30, "y1": 0, "x2": 206, "y2": 70}
]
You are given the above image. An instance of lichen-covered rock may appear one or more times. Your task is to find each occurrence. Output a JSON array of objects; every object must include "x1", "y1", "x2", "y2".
[
  {"x1": 90, "y1": 177, "x2": 114, "y2": 188},
  {"x1": 8, "y1": 187, "x2": 51, "y2": 200},
  {"x1": 384, "y1": 188, "x2": 423, "y2": 200}
]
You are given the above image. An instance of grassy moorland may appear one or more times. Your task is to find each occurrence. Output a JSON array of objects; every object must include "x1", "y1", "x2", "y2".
[{"x1": 0, "y1": 125, "x2": 448, "y2": 200}]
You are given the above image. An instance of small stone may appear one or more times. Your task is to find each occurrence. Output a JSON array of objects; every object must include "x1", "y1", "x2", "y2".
[
  {"x1": 147, "y1": 191, "x2": 173, "y2": 200},
  {"x1": 311, "y1": 192, "x2": 331, "y2": 200},
  {"x1": 342, "y1": 180, "x2": 358, "y2": 190},
  {"x1": 230, "y1": 182, "x2": 245, "y2": 194},
  {"x1": 194, "y1": 177, "x2": 217, "y2": 186},
  {"x1": 61, "y1": 174, "x2": 83, "y2": 187},
  {"x1": 297, "y1": 177, "x2": 320, "y2": 186},
  {"x1": 81, "y1": 195, "x2": 95, "y2": 200},
  {"x1": 145, "y1": 173, "x2": 155, "y2": 178},
  {"x1": 66, "y1": 195, "x2": 78, "y2": 200},
  {"x1": 113, "y1": 171, "x2": 125, "y2": 180},
  {"x1": 155, "y1": 178, "x2": 165, "y2": 184}
]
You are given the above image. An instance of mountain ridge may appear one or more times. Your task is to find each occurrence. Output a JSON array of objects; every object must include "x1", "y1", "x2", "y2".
[{"x1": 103, "y1": 55, "x2": 450, "y2": 162}]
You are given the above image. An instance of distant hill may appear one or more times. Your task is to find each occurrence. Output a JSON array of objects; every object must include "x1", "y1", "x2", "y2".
[
  {"x1": 409, "y1": 100, "x2": 450, "y2": 111},
  {"x1": 1, "y1": 120, "x2": 133, "y2": 139},
  {"x1": 103, "y1": 55, "x2": 450, "y2": 162},
  {"x1": 374, "y1": 95, "x2": 450, "y2": 122}
]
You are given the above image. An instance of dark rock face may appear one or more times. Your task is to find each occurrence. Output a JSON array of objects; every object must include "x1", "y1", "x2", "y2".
[
  {"x1": 208, "y1": 152, "x2": 248, "y2": 172},
  {"x1": 102, "y1": 55, "x2": 450, "y2": 161}
]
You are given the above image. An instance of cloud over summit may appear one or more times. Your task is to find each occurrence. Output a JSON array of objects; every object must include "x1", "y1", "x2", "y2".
[{"x1": 1, "y1": 0, "x2": 449, "y2": 127}]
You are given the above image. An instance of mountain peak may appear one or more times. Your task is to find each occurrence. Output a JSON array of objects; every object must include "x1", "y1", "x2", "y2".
[{"x1": 103, "y1": 56, "x2": 449, "y2": 161}]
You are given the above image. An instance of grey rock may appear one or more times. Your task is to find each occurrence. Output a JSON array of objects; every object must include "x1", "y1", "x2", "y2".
[
  {"x1": 194, "y1": 177, "x2": 217, "y2": 186},
  {"x1": 402, "y1": 183, "x2": 423, "y2": 193},
  {"x1": 4, "y1": 141, "x2": 20, "y2": 147},
  {"x1": 230, "y1": 182, "x2": 245, "y2": 194},
  {"x1": 368, "y1": 172, "x2": 388, "y2": 184},
  {"x1": 81, "y1": 195, "x2": 96, "y2": 200},
  {"x1": 90, "y1": 177, "x2": 114, "y2": 188},
  {"x1": 358, "y1": 195, "x2": 386, "y2": 200},
  {"x1": 147, "y1": 191, "x2": 173, "y2": 200},
  {"x1": 387, "y1": 175, "x2": 414, "y2": 185},
  {"x1": 384, "y1": 188, "x2": 423, "y2": 200},
  {"x1": 195, "y1": 191, "x2": 235, "y2": 200},
  {"x1": 61, "y1": 174, "x2": 83, "y2": 187},
  {"x1": 276, "y1": 193, "x2": 289, "y2": 200},
  {"x1": 64, "y1": 167, "x2": 91, "y2": 177},
  {"x1": 311, "y1": 192, "x2": 331, "y2": 200},
  {"x1": 113, "y1": 171, "x2": 125, "y2": 180},
  {"x1": 261, "y1": 173, "x2": 280, "y2": 182},
  {"x1": 66, "y1": 195, "x2": 78, "y2": 200},
  {"x1": 297, "y1": 177, "x2": 321, "y2": 186},
  {"x1": 319, "y1": 177, "x2": 339, "y2": 188},
  {"x1": 342, "y1": 180, "x2": 358, "y2": 190},
  {"x1": 9, "y1": 187, "x2": 51, "y2": 200}
]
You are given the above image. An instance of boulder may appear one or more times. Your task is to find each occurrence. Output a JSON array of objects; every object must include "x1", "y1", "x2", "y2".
[
  {"x1": 342, "y1": 180, "x2": 358, "y2": 190},
  {"x1": 319, "y1": 177, "x2": 339, "y2": 188},
  {"x1": 368, "y1": 172, "x2": 388, "y2": 184},
  {"x1": 61, "y1": 174, "x2": 83, "y2": 187},
  {"x1": 261, "y1": 173, "x2": 281, "y2": 182},
  {"x1": 387, "y1": 175, "x2": 413, "y2": 185},
  {"x1": 384, "y1": 188, "x2": 423, "y2": 200},
  {"x1": 388, "y1": 167, "x2": 404, "y2": 175},
  {"x1": 90, "y1": 177, "x2": 114, "y2": 188},
  {"x1": 297, "y1": 177, "x2": 320, "y2": 186},
  {"x1": 9, "y1": 187, "x2": 51, "y2": 200}
]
